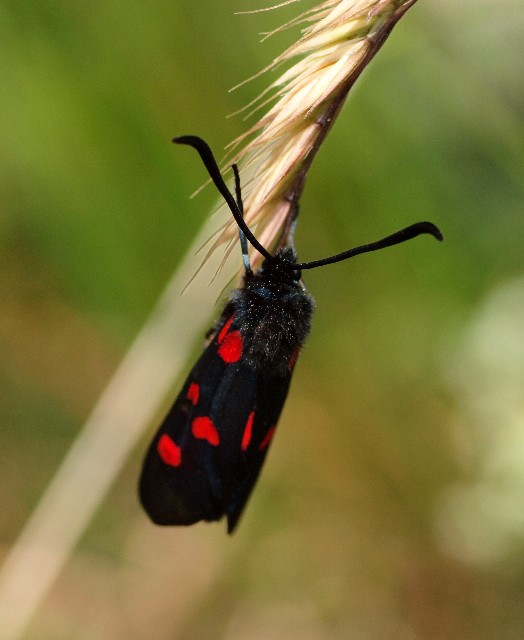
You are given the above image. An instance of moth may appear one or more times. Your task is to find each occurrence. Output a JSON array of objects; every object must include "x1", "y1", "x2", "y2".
[{"x1": 139, "y1": 135, "x2": 442, "y2": 532}]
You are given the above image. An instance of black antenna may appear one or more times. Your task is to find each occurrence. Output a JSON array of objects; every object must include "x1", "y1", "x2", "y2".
[
  {"x1": 174, "y1": 135, "x2": 443, "y2": 273},
  {"x1": 294, "y1": 222, "x2": 443, "y2": 270},
  {"x1": 232, "y1": 163, "x2": 252, "y2": 275},
  {"x1": 173, "y1": 135, "x2": 273, "y2": 262}
]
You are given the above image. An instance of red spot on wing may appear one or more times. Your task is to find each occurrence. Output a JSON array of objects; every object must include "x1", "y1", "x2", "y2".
[
  {"x1": 241, "y1": 411, "x2": 254, "y2": 451},
  {"x1": 187, "y1": 382, "x2": 199, "y2": 405},
  {"x1": 218, "y1": 330, "x2": 243, "y2": 363},
  {"x1": 217, "y1": 315, "x2": 234, "y2": 344},
  {"x1": 157, "y1": 434, "x2": 182, "y2": 467},
  {"x1": 192, "y1": 416, "x2": 220, "y2": 446},
  {"x1": 259, "y1": 426, "x2": 276, "y2": 451},
  {"x1": 288, "y1": 346, "x2": 300, "y2": 371}
]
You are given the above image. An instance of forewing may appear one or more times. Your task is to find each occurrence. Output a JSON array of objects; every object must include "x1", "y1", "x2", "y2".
[
  {"x1": 139, "y1": 312, "x2": 298, "y2": 531},
  {"x1": 139, "y1": 313, "x2": 259, "y2": 526},
  {"x1": 224, "y1": 368, "x2": 293, "y2": 532},
  {"x1": 139, "y1": 313, "x2": 244, "y2": 525}
]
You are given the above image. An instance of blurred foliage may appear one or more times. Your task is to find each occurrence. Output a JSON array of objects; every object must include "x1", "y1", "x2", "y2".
[{"x1": 1, "y1": 1, "x2": 524, "y2": 639}]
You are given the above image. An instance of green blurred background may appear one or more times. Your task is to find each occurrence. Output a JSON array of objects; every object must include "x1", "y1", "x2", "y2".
[{"x1": 1, "y1": 1, "x2": 524, "y2": 638}]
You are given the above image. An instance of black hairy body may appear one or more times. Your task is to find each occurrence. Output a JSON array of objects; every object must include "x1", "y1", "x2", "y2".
[{"x1": 226, "y1": 248, "x2": 314, "y2": 375}]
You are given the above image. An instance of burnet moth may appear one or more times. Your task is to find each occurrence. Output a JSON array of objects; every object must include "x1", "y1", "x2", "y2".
[{"x1": 139, "y1": 135, "x2": 443, "y2": 533}]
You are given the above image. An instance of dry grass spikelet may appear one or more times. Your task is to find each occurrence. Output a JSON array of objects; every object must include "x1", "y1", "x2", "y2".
[{"x1": 212, "y1": 0, "x2": 419, "y2": 269}]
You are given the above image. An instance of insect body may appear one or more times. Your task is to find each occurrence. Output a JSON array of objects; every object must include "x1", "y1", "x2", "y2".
[
  {"x1": 140, "y1": 247, "x2": 312, "y2": 532},
  {"x1": 139, "y1": 136, "x2": 442, "y2": 533}
]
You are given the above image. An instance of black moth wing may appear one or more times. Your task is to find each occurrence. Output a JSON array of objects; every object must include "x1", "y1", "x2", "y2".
[
  {"x1": 224, "y1": 366, "x2": 294, "y2": 532},
  {"x1": 139, "y1": 310, "x2": 294, "y2": 533}
]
